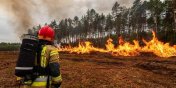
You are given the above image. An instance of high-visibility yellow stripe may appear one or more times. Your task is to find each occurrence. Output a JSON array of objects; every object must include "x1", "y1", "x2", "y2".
[
  {"x1": 24, "y1": 80, "x2": 32, "y2": 85},
  {"x1": 41, "y1": 57, "x2": 44, "y2": 67},
  {"x1": 50, "y1": 50, "x2": 58, "y2": 54},
  {"x1": 52, "y1": 75, "x2": 62, "y2": 82},
  {"x1": 44, "y1": 57, "x2": 46, "y2": 67},
  {"x1": 16, "y1": 77, "x2": 22, "y2": 81},
  {"x1": 50, "y1": 52, "x2": 58, "y2": 55},
  {"x1": 50, "y1": 52, "x2": 58, "y2": 56},
  {"x1": 41, "y1": 46, "x2": 47, "y2": 67},
  {"x1": 31, "y1": 82, "x2": 47, "y2": 87},
  {"x1": 50, "y1": 50, "x2": 58, "y2": 56}
]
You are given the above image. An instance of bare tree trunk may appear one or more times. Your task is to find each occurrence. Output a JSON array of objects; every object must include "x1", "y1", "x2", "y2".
[
  {"x1": 153, "y1": 16, "x2": 158, "y2": 33},
  {"x1": 174, "y1": 0, "x2": 176, "y2": 30}
]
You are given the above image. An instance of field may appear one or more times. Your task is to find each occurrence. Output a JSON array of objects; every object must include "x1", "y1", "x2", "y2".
[{"x1": 0, "y1": 52, "x2": 176, "y2": 88}]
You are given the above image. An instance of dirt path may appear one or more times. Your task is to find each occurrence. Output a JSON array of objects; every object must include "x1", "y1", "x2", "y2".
[{"x1": 0, "y1": 52, "x2": 176, "y2": 88}]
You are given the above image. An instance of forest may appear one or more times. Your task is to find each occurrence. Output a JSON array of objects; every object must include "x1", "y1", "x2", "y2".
[{"x1": 25, "y1": 0, "x2": 176, "y2": 47}]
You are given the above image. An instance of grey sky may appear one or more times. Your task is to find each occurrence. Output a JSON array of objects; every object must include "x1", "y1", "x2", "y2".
[{"x1": 0, "y1": 0, "x2": 135, "y2": 43}]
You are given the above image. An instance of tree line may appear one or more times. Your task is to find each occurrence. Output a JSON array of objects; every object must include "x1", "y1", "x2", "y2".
[
  {"x1": 0, "y1": 43, "x2": 20, "y2": 51},
  {"x1": 28, "y1": 0, "x2": 176, "y2": 47}
]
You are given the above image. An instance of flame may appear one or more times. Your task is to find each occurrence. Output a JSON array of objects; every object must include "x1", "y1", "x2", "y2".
[
  {"x1": 70, "y1": 41, "x2": 93, "y2": 54},
  {"x1": 58, "y1": 45, "x2": 72, "y2": 52},
  {"x1": 105, "y1": 36, "x2": 141, "y2": 56},
  {"x1": 142, "y1": 31, "x2": 176, "y2": 57},
  {"x1": 58, "y1": 31, "x2": 176, "y2": 58},
  {"x1": 105, "y1": 38, "x2": 115, "y2": 52},
  {"x1": 119, "y1": 36, "x2": 124, "y2": 45}
]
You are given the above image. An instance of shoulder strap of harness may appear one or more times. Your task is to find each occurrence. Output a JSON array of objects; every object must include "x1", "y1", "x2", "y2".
[{"x1": 37, "y1": 45, "x2": 42, "y2": 67}]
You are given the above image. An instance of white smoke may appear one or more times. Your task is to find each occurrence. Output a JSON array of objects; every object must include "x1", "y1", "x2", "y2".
[{"x1": 0, "y1": 0, "x2": 135, "y2": 42}]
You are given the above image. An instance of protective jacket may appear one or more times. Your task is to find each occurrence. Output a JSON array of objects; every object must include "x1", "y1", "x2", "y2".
[{"x1": 21, "y1": 45, "x2": 62, "y2": 88}]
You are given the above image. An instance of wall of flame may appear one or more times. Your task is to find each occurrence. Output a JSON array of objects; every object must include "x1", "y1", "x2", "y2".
[{"x1": 58, "y1": 31, "x2": 176, "y2": 58}]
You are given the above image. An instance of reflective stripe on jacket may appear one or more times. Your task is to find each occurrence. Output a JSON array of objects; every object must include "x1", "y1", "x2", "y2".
[
  {"x1": 25, "y1": 45, "x2": 62, "y2": 88},
  {"x1": 31, "y1": 76, "x2": 48, "y2": 87}
]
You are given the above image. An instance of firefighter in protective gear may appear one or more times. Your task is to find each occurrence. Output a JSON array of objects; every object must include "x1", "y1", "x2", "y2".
[{"x1": 21, "y1": 25, "x2": 62, "y2": 88}]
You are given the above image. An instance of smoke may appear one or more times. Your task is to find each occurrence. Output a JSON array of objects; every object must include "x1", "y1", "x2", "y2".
[
  {"x1": 42, "y1": 0, "x2": 74, "y2": 19},
  {"x1": 0, "y1": 0, "x2": 37, "y2": 35},
  {"x1": 0, "y1": 0, "x2": 135, "y2": 36}
]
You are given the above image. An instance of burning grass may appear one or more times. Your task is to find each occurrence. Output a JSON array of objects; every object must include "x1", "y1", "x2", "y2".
[{"x1": 59, "y1": 31, "x2": 176, "y2": 58}]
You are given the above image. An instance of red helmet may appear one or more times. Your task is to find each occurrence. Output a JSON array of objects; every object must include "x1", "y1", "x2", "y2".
[{"x1": 38, "y1": 25, "x2": 55, "y2": 41}]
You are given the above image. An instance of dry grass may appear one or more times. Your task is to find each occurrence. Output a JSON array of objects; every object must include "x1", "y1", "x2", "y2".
[{"x1": 0, "y1": 52, "x2": 176, "y2": 88}]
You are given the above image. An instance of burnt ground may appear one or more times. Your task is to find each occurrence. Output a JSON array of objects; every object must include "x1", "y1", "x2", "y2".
[{"x1": 0, "y1": 52, "x2": 176, "y2": 88}]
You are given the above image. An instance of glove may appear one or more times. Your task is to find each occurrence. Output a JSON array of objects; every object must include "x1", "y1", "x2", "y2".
[{"x1": 49, "y1": 62, "x2": 60, "y2": 77}]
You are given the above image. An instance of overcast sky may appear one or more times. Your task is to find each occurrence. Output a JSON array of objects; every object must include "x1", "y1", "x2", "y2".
[{"x1": 0, "y1": 0, "x2": 136, "y2": 43}]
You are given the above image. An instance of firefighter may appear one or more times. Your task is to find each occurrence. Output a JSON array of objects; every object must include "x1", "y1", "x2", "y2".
[{"x1": 21, "y1": 25, "x2": 62, "y2": 88}]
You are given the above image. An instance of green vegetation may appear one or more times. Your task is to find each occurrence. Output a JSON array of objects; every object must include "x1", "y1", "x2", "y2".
[
  {"x1": 29, "y1": 0, "x2": 176, "y2": 46},
  {"x1": 0, "y1": 43, "x2": 20, "y2": 51}
]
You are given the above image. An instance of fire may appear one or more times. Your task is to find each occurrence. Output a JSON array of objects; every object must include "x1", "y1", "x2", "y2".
[
  {"x1": 69, "y1": 41, "x2": 93, "y2": 54},
  {"x1": 105, "y1": 38, "x2": 115, "y2": 52},
  {"x1": 142, "y1": 31, "x2": 176, "y2": 57},
  {"x1": 58, "y1": 45, "x2": 72, "y2": 52},
  {"x1": 115, "y1": 40, "x2": 141, "y2": 56},
  {"x1": 105, "y1": 36, "x2": 141, "y2": 56},
  {"x1": 58, "y1": 31, "x2": 176, "y2": 58}
]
